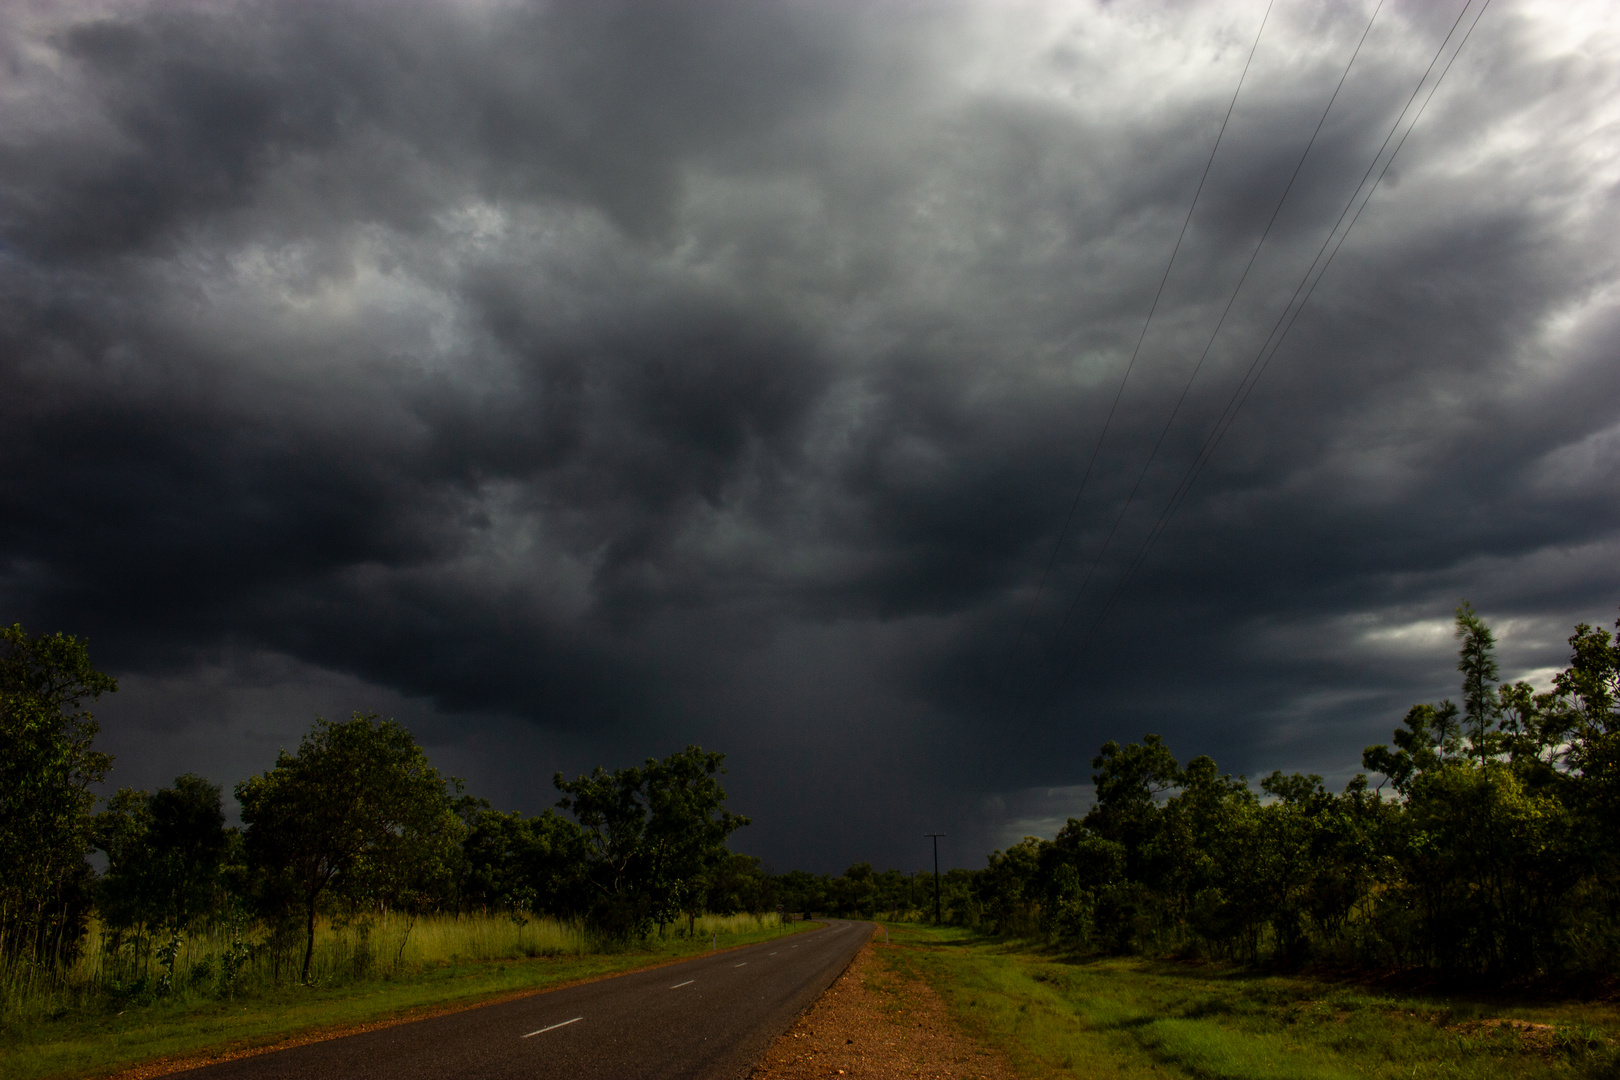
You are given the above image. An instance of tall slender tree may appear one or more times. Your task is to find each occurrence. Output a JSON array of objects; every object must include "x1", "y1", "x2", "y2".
[
  {"x1": 0, "y1": 623, "x2": 115, "y2": 967},
  {"x1": 1455, "y1": 601, "x2": 1502, "y2": 764}
]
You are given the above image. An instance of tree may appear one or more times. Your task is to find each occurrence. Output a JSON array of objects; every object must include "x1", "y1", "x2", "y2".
[
  {"x1": 1084, "y1": 734, "x2": 1180, "y2": 882},
  {"x1": 1556, "y1": 615, "x2": 1620, "y2": 897},
  {"x1": 95, "y1": 774, "x2": 230, "y2": 941},
  {"x1": 554, "y1": 745, "x2": 749, "y2": 938},
  {"x1": 459, "y1": 806, "x2": 589, "y2": 917},
  {"x1": 94, "y1": 787, "x2": 157, "y2": 946},
  {"x1": 1162, "y1": 757, "x2": 1256, "y2": 953},
  {"x1": 147, "y1": 774, "x2": 231, "y2": 928},
  {"x1": 772, "y1": 869, "x2": 829, "y2": 916},
  {"x1": 1363, "y1": 702, "x2": 1458, "y2": 795},
  {"x1": 978, "y1": 840, "x2": 1042, "y2": 935},
  {"x1": 1455, "y1": 601, "x2": 1502, "y2": 764},
  {"x1": 0, "y1": 623, "x2": 115, "y2": 967},
  {"x1": 1397, "y1": 759, "x2": 1574, "y2": 973},
  {"x1": 950, "y1": 605, "x2": 1620, "y2": 975},
  {"x1": 830, "y1": 861, "x2": 880, "y2": 918},
  {"x1": 704, "y1": 853, "x2": 768, "y2": 915},
  {"x1": 235, "y1": 713, "x2": 464, "y2": 983}
]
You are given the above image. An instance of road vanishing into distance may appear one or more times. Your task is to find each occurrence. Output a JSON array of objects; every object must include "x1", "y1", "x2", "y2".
[{"x1": 191, "y1": 920, "x2": 872, "y2": 1080}]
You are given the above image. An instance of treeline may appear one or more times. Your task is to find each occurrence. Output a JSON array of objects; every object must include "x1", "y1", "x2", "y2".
[
  {"x1": 11, "y1": 601, "x2": 1617, "y2": 992},
  {"x1": 773, "y1": 864, "x2": 951, "y2": 919},
  {"x1": 0, "y1": 621, "x2": 763, "y2": 993},
  {"x1": 957, "y1": 605, "x2": 1620, "y2": 978}
]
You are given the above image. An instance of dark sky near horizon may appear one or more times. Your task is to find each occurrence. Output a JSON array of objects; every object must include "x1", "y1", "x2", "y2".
[{"x1": 3, "y1": 0, "x2": 1618, "y2": 874}]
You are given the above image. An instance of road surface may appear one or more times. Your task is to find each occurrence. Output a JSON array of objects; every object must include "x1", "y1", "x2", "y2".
[{"x1": 189, "y1": 920, "x2": 872, "y2": 1080}]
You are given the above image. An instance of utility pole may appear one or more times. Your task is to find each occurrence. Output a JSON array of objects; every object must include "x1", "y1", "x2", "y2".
[{"x1": 924, "y1": 833, "x2": 945, "y2": 925}]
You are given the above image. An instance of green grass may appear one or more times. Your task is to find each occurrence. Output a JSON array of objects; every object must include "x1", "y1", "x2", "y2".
[
  {"x1": 875, "y1": 923, "x2": 1620, "y2": 1080},
  {"x1": 2, "y1": 913, "x2": 814, "y2": 1080}
]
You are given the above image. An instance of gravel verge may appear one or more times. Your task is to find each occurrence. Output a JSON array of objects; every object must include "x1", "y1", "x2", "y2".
[{"x1": 748, "y1": 932, "x2": 1017, "y2": 1080}]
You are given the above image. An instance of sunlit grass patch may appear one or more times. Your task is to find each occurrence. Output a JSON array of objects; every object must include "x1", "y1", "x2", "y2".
[{"x1": 1137, "y1": 1017, "x2": 1359, "y2": 1080}]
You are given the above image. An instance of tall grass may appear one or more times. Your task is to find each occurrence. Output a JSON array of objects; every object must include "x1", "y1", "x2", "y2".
[{"x1": 0, "y1": 910, "x2": 789, "y2": 1023}]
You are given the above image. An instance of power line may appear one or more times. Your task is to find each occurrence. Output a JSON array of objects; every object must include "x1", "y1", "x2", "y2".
[
  {"x1": 1001, "y1": 0, "x2": 1275, "y2": 679},
  {"x1": 1180, "y1": 0, "x2": 1493, "y2": 502},
  {"x1": 1108, "y1": 0, "x2": 1490, "y2": 630},
  {"x1": 1025, "y1": 0, "x2": 1388, "y2": 684},
  {"x1": 1046, "y1": 0, "x2": 1494, "y2": 699}
]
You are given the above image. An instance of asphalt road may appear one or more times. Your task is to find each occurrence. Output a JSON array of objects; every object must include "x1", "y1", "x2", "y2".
[{"x1": 188, "y1": 920, "x2": 872, "y2": 1080}]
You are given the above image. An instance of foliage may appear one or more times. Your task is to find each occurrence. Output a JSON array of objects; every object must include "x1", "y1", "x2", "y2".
[
  {"x1": 553, "y1": 745, "x2": 749, "y2": 938},
  {"x1": 0, "y1": 623, "x2": 115, "y2": 970},
  {"x1": 94, "y1": 774, "x2": 231, "y2": 941},
  {"x1": 0, "y1": 649, "x2": 762, "y2": 1006},
  {"x1": 235, "y1": 713, "x2": 466, "y2": 983},
  {"x1": 768, "y1": 863, "x2": 948, "y2": 921},
  {"x1": 953, "y1": 603, "x2": 1620, "y2": 978},
  {"x1": 0, "y1": 620, "x2": 779, "y2": 1078},
  {"x1": 457, "y1": 805, "x2": 590, "y2": 918}
]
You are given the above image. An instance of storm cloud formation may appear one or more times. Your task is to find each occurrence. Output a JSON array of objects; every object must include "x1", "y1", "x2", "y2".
[{"x1": 3, "y1": 0, "x2": 1618, "y2": 870}]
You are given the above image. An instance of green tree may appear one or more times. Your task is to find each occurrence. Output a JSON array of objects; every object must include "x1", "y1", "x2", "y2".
[
  {"x1": 1398, "y1": 761, "x2": 1575, "y2": 972},
  {"x1": 1163, "y1": 757, "x2": 1257, "y2": 955},
  {"x1": 93, "y1": 774, "x2": 229, "y2": 993},
  {"x1": 1359, "y1": 606, "x2": 1598, "y2": 973},
  {"x1": 235, "y1": 713, "x2": 465, "y2": 983},
  {"x1": 0, "y1": 623, "x2": 115, "y2": 968},
  {"x1": 93, "y1": 787, "x2": 156, "y2": 945},
  {"x1": 1455, "y1": 601, "x2": 1502, "y2": 764},
  {"x1": 554, "y1": 745, "x2": 748, "y2": 939},
  {"x1": 978, "y1": 840, "x2": 1043, "y2": 935},
  {"x1": 1250, "y1": 771, "x2": 1382, "y2": 965},
  {"x1": 704, "y1": 853, "x2": 768, "y2": 915},
  {"x1": 1363, "y1": 701, "x2": 1461, "y2": 795},
  {"x1": 95, "y1": 774, "x2": 230, "y2": 943},
  {"x1": 831, "y1": 861, "x2": 880, "y2": 918},
  {"x1": 771, "y1": 869, "x2": 829, "y2": 916},
  {"x1": 1084, "y1": 734, "x2": 1180, "y2": 883},
  {"x1": 1557, "y1": 615, "x2": 1620, "y2": 925},
  {"x1": 459, "y1": 806, "x2": 588, "y2": 917}
]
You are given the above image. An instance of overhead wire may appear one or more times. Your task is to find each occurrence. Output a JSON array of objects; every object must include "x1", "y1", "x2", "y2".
[
  {"x1": 1043, "y1": 0, "x2": 1495, "y2": 702},
  {"x1": 1000, "y1": 0, "x2": 1276, "y2": 678},
  {"x1": 1172, "y1": 0, "x2": 1494, "y2": 512},
  {"x1": 1023, "y1": 0, "x2": 1389, "y2": 684}
]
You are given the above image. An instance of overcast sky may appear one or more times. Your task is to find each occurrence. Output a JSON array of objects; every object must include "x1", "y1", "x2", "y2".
[{"x1": 3, "y1": 0, "x2": 1618, "y2": 872}]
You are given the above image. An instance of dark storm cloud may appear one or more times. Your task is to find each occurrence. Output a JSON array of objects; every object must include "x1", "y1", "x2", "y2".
[
  {"x1": 4, "y1": 1, "x2": 849, "y2": 256},
  {"x1": 2, "y1": 0, "x2": 1618, "y2": 870}
]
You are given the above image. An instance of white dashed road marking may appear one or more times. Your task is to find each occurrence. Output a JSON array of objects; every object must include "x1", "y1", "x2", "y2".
[{"x1": 523, "y1": 1017, "x2": 583, "y2": 1038}]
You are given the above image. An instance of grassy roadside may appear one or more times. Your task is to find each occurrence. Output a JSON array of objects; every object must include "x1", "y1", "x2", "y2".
[
  {"x1": 3, "y1": 919, "x2": 816, "y2": 1080},
  {"x1": 876, "y1": 923, "x2": 1620, "y2": 1080}
]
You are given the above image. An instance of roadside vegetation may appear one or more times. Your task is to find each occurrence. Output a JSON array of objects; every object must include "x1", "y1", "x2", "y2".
[
  {"x1": 944, "y1": 605, "x2": 1620, "y2": 980},
  {"x1": 786, "y1": 606, "x2": 1620, "y2": 1075},
  {"x1": 0, "y1": 618, "x2": 798, "y2": 1077},
  {"x1": 4, "y1": 912, "x2": 804, "y2": 1080},
  {"x1": 880, "y1": 922, "x2": 1620, "y2": 1080}
]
